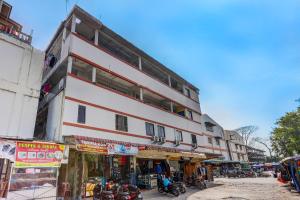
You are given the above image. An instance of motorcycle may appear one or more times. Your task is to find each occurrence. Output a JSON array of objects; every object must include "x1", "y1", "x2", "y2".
[
  {"x1": 171, "y1": 174, "x2": 186, "y2": 194},
  {"x1": 157, "y1": 176, "x2": 180, "y2": 196},
  {"x1": 93, "y1": 182, "x2": 114, "y2": 200},
  {"x1": 108, "y1": 180, "x2": 131, "y2": 200},
  {"x1": 121, "y1": 184, "x2": 143, "y2": 200},
  {"x1": 185, "y1": 174, "x2": 206, "y2": 190}
]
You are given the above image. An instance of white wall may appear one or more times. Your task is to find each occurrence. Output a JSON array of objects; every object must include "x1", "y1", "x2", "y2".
[
  {"x1": 70, "y1": 34, "x2": 201, "y2": 113},
  {"x1": 46, "y1": 91, "x2": 64, "y2": 141},
  {"x1": 57, "y1": 76, "x2": 212, "y2": 152},
  {"x1": 0, "y1": 33, "x2": 44, "y2": 139},
  {"x1": 65, "y1": 76, "x2": 202, "y2": 135}
]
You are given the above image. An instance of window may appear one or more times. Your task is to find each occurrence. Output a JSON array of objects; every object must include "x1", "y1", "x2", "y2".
[
  {"x1": 237, "y1": 153, "x2": 241, "y2": 160},
  {"x1": 235, "y1": 144, "x2": 238, "y2": 150},
  {"x1": 145, "y1": 122, "x2": 155, "y2": 136},
  {"x1": 185, "y1": 88, "x2": 191, "y2": 98},
  {"x1": 215, "y1": 138, "x2": 220, "y2": 145},
  {"x1": 175, "y1": 130, "x2": 183, "y2": 142},
  {"x1": 208, "y1": 137, "x2": 212, "y2": 144},
  {"x1": 157, "y1": 125, "x2": 165, "y2": 138},
  {"x1": 77, "y1": 105, "x2": 86, "y2": 124},
  {"x1": 205, "y1": 122, "x2": 214, "y2": 132},
  {"x1": 115, "y1": 115, "x2": 128, "y2": 132},
  {"x1": 240, "y1": 145, "x2": 243, "y2": 151},
  {"x1": 191, "y1": 134, "x2": 197, "y2": 144}
]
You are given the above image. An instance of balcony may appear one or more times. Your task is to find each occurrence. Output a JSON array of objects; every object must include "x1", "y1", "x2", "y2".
[
  {"x1": 69, "y1": 57, "x2": 202, "y2": 126},
  {"x1": 0, "y1": 24, "x2": 32, "y2": 44}
]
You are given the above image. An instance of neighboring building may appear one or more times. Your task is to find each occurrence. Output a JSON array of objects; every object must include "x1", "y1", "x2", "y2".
[
  {"x1": 201, "y1": 114, "x2": 230, "y2": 160},
  {"x1": 246, "y1": 145, "x2": 266, "y2": 163},
  {"x1": 224, "y1": 130, "x2": 248, "y2": 162},
  {"x1": 0, "y1": 1, "x2": 44, "y2": 139}
]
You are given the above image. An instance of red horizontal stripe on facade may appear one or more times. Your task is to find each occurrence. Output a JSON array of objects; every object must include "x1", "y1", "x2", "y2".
[
  {"x1": 67, "y1": 73, "x2": 202, "y2": 127},
  {"x1": 65, "y1": 95, "x2": 203, "y2": 136},
  {"x1": 69, "y1": 52, "x2": 202, "y2": 116},
  {"x1": 63, "y1": 122, "x2": 227, "y2": 152},
  {"x1": 72, "y1": 32, "x2": 201, "y2": 105}
]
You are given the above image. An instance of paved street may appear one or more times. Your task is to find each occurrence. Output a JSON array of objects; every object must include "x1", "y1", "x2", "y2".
[{"x1": 143, "y1": 177, "x2": 300, "y2": 200}]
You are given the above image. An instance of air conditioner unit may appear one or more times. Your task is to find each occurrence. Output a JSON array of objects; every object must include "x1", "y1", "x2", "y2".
[
  {"x1": 174, "y1": 140, "x2": 180, "y2": 146},
  {"x1": 159, "y1": 137, "x2": 166, "y2": 144},
  {"x1": 192, "y1": 143, "x2": 198, "y2": 149},
  {"x1": 151, "y1": 136, "x2": 159, "y2": 143}
]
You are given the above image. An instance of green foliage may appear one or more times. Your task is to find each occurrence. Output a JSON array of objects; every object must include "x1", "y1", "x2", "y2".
[{"x1": 270, "y1": 107, "x2": 300, "y2": 157}]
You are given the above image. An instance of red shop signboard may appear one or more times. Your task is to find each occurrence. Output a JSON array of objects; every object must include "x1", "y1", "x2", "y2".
[{"x1": 15, "y1": 141, "x2": 65, "y2": 168}]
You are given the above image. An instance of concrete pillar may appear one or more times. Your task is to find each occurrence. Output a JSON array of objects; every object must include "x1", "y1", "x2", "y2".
[
  {"x1": 67, "y1": 56, "x2": 73, "y2": 73},
  {"x1": 92, "y1": 67, "x2": 96, "y2": 83},
  {"x1": 168, "y1": 75, "x2": 171, "y2": 87},
  {"x1": 184, "y1": 108, "x2": 188, "y2": 118},
  {"x1": 0, "y1": 1, "x2": 3, "y2": 14},
  {"x1": 62, "y1": 26, "x2": 67, "y2": 41},
  {"x1": 60, "y1": 26, "x2": 67, "y2": 60},
  {"x1": 140, "y1": 87, "x2": 143, "y2": 101},
  {"x1": 71, "y1": 15, "x2": 76, "y2": 33},
  {"x1": 94, "y1": 29, "x2": 99, "y2": 45},
  {"x1": 170, "y1": 102, "x2": 174, "y2": 113},
  {"x1": 138, "y1": 56, "x2": 142, "y2": 70}
]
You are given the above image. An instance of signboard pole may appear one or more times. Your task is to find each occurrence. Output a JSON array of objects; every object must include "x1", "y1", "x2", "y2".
[{"x1": 6, "y1": 162, "x2": 14, "y2": 200}]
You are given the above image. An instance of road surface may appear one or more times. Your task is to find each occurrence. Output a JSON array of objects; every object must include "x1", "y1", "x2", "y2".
[{"x1": 143, "y1": 177, "x2": 300, "y2": 200}]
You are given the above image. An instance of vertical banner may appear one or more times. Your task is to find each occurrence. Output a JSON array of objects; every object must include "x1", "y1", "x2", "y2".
[{"x1": 15, "y1": 141, "x2": 65, "y2": 168}]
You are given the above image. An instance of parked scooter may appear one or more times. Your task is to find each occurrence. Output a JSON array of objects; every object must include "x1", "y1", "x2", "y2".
[
  {"x1": 171, "y1": 173, "x2": 186, "y2": 193},
  {"x1": 121, "y1": 184, "x2": 143, "y2": 200},
  {"x1": 108, "y1": 180, "x2": 132, "y2": 200},
  {"x1": 157, "y1": 175, "x2": 180, "y2": 196},
  {"x1": 185, "y1": 174, "x2": 206, "y2": 190},
  {"x1": 93, "y1": 182, "x2": 114, "y2": 200}
]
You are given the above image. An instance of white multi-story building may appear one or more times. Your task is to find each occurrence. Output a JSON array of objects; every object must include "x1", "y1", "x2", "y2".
[
  {"x1": 36, "y1": 6, "x2": 225, "y2": 157},
  {"x1": 201, "y1": 114, "x2": 230, "y2": 160},
  {"x1": 224, "y1": 130, "x2": 248, "y2": 162},
  {"x1": 0, "y1": 1, "x2": 44, "y2": 139}
]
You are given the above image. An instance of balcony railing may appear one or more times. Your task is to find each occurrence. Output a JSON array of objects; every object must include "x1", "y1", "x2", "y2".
[{"x1": 0, "y1": 24, "x2": 32, "y2": 44}]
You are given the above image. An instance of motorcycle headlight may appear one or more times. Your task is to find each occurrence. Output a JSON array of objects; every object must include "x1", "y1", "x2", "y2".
[{"x1": 138, "y1": 193, "x2": 143, "y2": 198}]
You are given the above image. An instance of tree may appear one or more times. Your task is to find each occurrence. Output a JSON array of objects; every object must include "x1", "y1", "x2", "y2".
[
  {"x1": 270, "y1": 107, "x2": 300, "y2": 157},
  {"x1": 235, "y1": 125, "x2": 258, "y2": 146},
  {"x1": 252, "y1": 137, "x2": 272, "y2": 158}
]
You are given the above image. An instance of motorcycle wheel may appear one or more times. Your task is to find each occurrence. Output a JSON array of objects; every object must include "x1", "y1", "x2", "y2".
[
  {"x1": 158, "y1": 187, "x2": 164, "y2": 193},
  {"x1": 180, "y1": 186, "x2": 186, "y2": 193},
  {"x1": 172, "y1": 189, "x2": 180, "y2": 197}
]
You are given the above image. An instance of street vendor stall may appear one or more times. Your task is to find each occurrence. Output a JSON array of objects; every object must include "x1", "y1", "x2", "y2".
[{"x1": 280, "y1": 155, "x2": 300, "y2": 192}]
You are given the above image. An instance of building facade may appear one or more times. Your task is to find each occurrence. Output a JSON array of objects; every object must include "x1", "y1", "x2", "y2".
[
  {"x1": 246, "y1": 145, "x2": 266, "y2": 163},
  {"x1": 201, "y1": 114, "x2": 230, "y2": 160},
  {"x1": 35, "y1": 5, "x2": 225, "y2": 156},
  {"x1": 224, "y1": 130, "x2": 248, "y2": 162},
  {"x1": 0, "y1": 1, "x2": 44, "y2": 139},
  {"x1": 34, "y1": 6, "x2": 223, "y2": 197}
]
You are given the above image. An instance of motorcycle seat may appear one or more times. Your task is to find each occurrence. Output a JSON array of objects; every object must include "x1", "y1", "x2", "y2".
[{"x1": 102, "y1": 191, "x2": 113, "y2": 195}]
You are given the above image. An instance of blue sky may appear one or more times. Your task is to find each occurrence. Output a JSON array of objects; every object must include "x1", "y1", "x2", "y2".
[{"x1": 8, "y1": 0, "x2": 300, "y2": 141}]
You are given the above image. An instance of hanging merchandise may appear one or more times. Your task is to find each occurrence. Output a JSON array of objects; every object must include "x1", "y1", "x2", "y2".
[{"x1": 0, "y1": 139, "x2": 16, "y2": 161}]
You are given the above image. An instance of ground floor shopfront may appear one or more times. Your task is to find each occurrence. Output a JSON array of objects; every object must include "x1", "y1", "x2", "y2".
[
  {"x1": 0, "y1": 139, "x2": 66, "y2": 200},
  {"x1": 60, "y1": 135, "x2": 221, "y2": 199}
]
